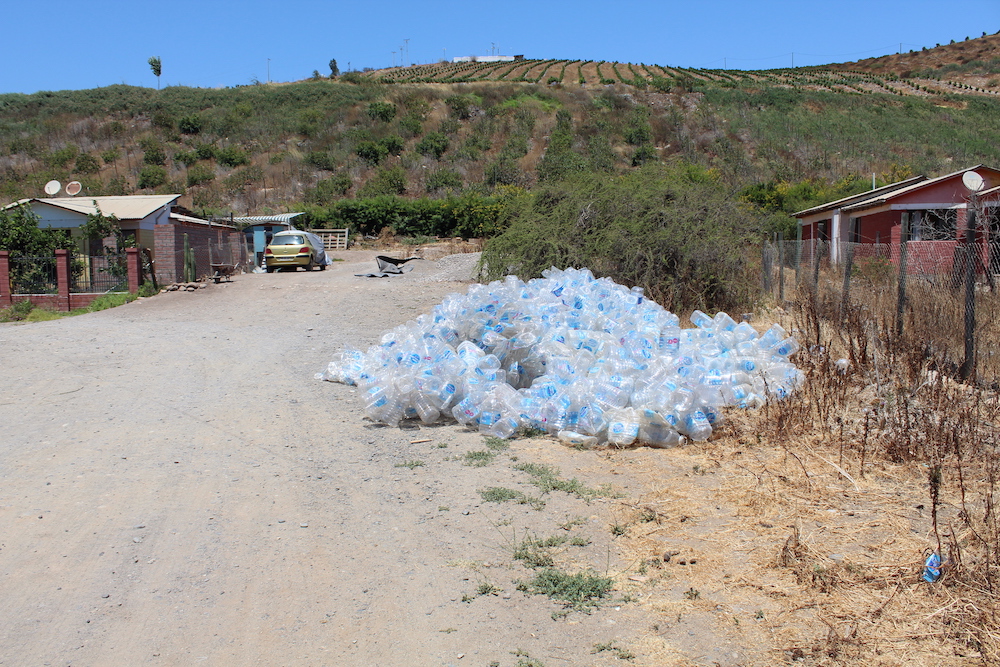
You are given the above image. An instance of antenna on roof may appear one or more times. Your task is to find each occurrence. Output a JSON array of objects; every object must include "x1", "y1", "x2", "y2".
[
  {"x1": 44, "y1": 180, "x2": 61, "y2": 196},
  {"x1": 66, "y1": 181, "x2": 82, "y2": 196}
]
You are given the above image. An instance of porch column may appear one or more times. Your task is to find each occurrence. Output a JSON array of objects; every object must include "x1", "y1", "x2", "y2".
[
  {"x1": 0, "y1": 251, "x2": 11, "y2": 308},
  {"x1": 830, "y1": 211, "x2": 841, "y2": 264},
  {"x1": 55, "y1": 249, "x2": 71, "y2": 312},
  {"x1": 126, "y1": 248, "x2": 141, "y2": 293}
]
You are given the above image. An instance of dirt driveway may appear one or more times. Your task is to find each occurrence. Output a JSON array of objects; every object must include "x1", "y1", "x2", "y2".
[{"x1": 0, "y1": 250, "x2": 949, "y2": 667}]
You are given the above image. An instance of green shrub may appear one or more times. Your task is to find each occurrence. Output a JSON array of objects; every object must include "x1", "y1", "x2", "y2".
[
  {"x1": 195, "y1": 143, "x2": 216, "y2": 161},
  {"x1": 138, "y1": 165, "x2": 167, "y2": 189},
  {"x1": 216, "y1": 145, "x2": 250, "y2": 167},
  {"x1": 142, "y1": 144, "x2": 166, "y2": 165},
  {"x1": 151, "y1": 110, "x2": 174, "y2": 130},
  {"x1": 307, "y1": 173, "x2": 352, "y2": 203},
  {"x1": 445, "y1": 94, "x2": 477, "y2": 119},
  {"x1": 174, "y1": 150, "x2": 199, "y2": 167},
  {"x1": 481, "y1": 164, "x2": 763, "y2": 312},
  {"x1": 178, "y1": 114, "x2": 202, "y2": 134},
  {"x1": 46, "y1": 145, "x2": 79, "y2": 169},
  {"x1": 484, "y1": 155, "x2": 521, "y2": 186},
  {"x1": 426, "y1": 168, "x2": 463, "y2": 193},
  {"x1": 357, "y1": 165, "x2": 406, "y2": 197},
  {"x1": 186, "y1": 164, "x2": 215, "y2": 187},
  {"x1": 74, "y1": 153, "x2": 100, "y2": 174},
  {"x1": 379, "y1": 134, "x2": 405, "y2": 156},
  {"x1": 355, "y1": 140, "x2": 389, "y2": 165},
  {"x1": 399, "y1": 113, "x2": 423, "y2": 137},
  {"x1": 416, "y1": 132, "x2": 449, "y2": 159},
  {"x1": 367, "y1": 101, "x2": 397, "y2": 122},
  {"x1": 306, "y1": 151, "x2": 339, "y2": 171}
]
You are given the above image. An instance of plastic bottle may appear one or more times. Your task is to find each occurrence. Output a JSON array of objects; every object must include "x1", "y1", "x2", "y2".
[{"x1": 680, "y1": 408, "x2": 712, "y2": 442}]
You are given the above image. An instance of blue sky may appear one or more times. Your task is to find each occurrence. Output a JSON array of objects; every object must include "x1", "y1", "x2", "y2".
[{"x1": 2, "y1": 0, "x2": 997, "y2": 94}]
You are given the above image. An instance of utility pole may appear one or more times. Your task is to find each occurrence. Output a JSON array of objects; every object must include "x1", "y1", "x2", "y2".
[
  {"x1": 392, "y1": 51, "x2": 396, "y2": 67},
  {"x1": 403, "y1": 38, "x2": 410, "y2": 66}
]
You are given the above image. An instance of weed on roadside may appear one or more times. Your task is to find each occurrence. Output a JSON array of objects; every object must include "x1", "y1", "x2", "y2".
[
  {"x1": 516, "y1": 568, "x2": 613, "y2": 616},
  {"x1": 478, "y1": 486, "x2": 545, "y2": 509},
  {"x1": 463, "y1": 449, "x2": 496, "y2": 466},
  {"x1": 394, "y1": 459, "x2": 425, "y2": 469},
  {"x1": 483, "y1": 436, "x2": 510, "y2": 451},
  {"x1": 592, "y1": 641, "x2": 635, "y2": 660},
  {"x1": 512, "y1": 533, "x2": 567, "y2": 568},
  {"x1": 513, "y1": 462, "x2": 617, "y2": 501}
]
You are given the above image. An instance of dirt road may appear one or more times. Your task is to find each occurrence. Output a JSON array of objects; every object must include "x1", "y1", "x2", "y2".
[
  {"x1": 0, "y1": 252, "x2": 698, "y2": 667},
  {"x1": 2, "y1": 250, "x2": 951, "y2": 667}
]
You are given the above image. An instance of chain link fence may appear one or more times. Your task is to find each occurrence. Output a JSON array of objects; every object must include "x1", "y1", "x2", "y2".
[{"x1": 761, "y1": 237, "x2": 1000, "y2": 386}]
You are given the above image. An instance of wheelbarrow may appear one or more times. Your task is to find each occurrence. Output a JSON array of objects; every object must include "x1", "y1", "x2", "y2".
[{"x1": 211, "y1": 263, "x2": 238, "y2": 283}]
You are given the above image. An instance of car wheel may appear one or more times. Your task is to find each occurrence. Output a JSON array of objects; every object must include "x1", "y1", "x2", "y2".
[
  {"x1": 319, "y1": 263, "x2": 326, "y2": 271},
  {"x1": 266, "y1": 267, "x2": 275, "y2": 273},
  {"x1": 305, "y1": 259, "x2": 315, "y2": 271}
]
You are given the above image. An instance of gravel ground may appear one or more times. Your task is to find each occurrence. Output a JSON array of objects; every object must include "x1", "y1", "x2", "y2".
[{"x1": 0, "y1": 250, "x2": 690, "y2": 667}]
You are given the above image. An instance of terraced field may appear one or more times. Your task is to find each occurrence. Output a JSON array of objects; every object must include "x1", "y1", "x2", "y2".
[{"x1": 364, "y1": 58, "x2": 1000, "y2": 97}]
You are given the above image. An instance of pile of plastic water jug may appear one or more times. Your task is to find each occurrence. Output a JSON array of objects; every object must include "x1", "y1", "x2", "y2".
[{"x1": 317, "y1": 267, "x2": 803, "y2": 446}]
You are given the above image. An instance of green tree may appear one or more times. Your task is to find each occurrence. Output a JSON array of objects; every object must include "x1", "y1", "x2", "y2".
[
  {"x1": 329, "y1": 59, "x2": 340, "y2": 78},
  {"x1": 148, "y1": 56, "x2": 162, "y2": 89},
  {"x1": 0, "y1": 205, "x2": 73, "y2": 257}
]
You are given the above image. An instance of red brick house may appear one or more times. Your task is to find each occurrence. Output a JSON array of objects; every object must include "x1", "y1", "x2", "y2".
[{"x1": 794, "y1": 166, "x2": 1000, "y2": 274}]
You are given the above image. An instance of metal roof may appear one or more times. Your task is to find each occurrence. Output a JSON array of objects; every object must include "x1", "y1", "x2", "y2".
[
  {"x1": 5, "y1": 195, "x2": 180, "y2": 220},
  {"x1": 840, "y1": 165, "x2": 999, "y2": 214},
  {"x1": 170, "y1": 212, "x2": 233, "y2": 228},
  {"x1": 793, "y1": 177, "x2": 925, "y2": 218},
  {"x1": 232, "y1": 213, "x2": 303, "y2": 224}
]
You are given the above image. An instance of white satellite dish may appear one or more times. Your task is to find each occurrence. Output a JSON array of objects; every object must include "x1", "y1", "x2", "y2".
[
  {"x1": 43, "y1": 180, "x2": 61, "y2": 195},
  {"x1": 963, "y1": 170, "x2": 985, "y2": 192},
  {"x1": 66, "y1": 181, "x2": 82, "y2": 196}
]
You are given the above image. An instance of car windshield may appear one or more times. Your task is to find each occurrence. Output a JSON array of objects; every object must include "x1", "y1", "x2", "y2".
[{"x1": 271, "y1": 235, "x2": 306, "y2": 246}]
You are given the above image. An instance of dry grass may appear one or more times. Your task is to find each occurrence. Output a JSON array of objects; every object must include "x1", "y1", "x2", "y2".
[{"x1": 603, "y1": 273, "x2": 1000, "y2": 665}]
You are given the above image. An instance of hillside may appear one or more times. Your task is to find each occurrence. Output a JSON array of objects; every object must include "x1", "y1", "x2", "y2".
[{"x1": 2, "y1": 34, "x2": 1000, "y2": 220}]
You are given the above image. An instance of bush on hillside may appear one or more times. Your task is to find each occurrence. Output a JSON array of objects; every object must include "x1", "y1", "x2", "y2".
[{"x1": 481, "y1": 163, "x2": 764, "y2": 312}]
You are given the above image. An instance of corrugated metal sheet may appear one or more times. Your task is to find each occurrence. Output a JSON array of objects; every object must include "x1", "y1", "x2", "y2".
[
  {"x1": 793, "y1": 177, "x2": 925, "y2": 218},
  {"x1": 170, "y1": 212, "x2": 233, "y2": 228},
  {"x1": 841, "y1": 165, "x2": 997, "y2": 213},
  {"x1": 232, "y1": 213, "x2": 303, "y2": 224},
  {"x1": 30, "y1": 195, "x2": 180, "y2": 220}
]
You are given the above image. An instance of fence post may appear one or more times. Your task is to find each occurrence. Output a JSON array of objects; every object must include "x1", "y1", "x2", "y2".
[
  {"x1": 762, "y1": 240, "x2": 772, "y2": 295},
  {"x1": 126, "y1": 247, "x2": 141, "y2": 293},
  {"x1": 895, "y1": 213, "x2": 909, "y2": 339},
  {"x1": 959, "y1": 206, "x2": 978, "y2": 381},
  {"x1": 778, "y1": 232, "x2": 785, "y2": 303},
  {"x1": 840, "y1": 243, "x2": 855, "y2": 324},
  {"x1": 0, "y1": 251, "x2": 10, "y2": 308},
  {"x1": 795, "y1": 225, "x2": 802, "y2": 287},
  {"x1": 55, "y1": 249, "x2": 71, "y2": 312}
]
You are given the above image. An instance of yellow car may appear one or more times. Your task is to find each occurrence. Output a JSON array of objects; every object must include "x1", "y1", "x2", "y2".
[{"x1": 264, "y1": 230, "x2": 329, "y2": 272}]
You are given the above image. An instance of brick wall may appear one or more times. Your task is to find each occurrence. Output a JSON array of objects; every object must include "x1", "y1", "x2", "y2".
[{"x1": 152, "y1": 222, "x2": 243, "y2": 284}]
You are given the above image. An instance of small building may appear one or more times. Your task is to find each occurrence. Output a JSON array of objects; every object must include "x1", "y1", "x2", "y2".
[
  {"x1": 2, "y1": 195, "x2": 245, "y2": 283},
  {"x1": 794, "y1": 166, "x2": 1000, "y2": 274}
]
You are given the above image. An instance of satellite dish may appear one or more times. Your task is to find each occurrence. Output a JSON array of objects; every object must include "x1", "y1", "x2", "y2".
[
  {"x1": 44, "y1": 180, "x2": 61, "y2": 195},
  {"x1": 66, "y1": 181, "x2": 82, "y2": 196},
  {"x1": 963, "y1": 170, "x2": 985, "y2": 192}
]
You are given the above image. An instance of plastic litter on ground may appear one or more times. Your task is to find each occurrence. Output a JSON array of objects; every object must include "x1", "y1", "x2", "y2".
[{"x1": 317, "y1": 267, "x2": 802, "y2": 446}]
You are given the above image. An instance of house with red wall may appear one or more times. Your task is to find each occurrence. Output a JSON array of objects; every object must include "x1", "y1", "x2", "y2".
[{"x1": 794, "y1": 166, "x2": 1000, "y2": 274}]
